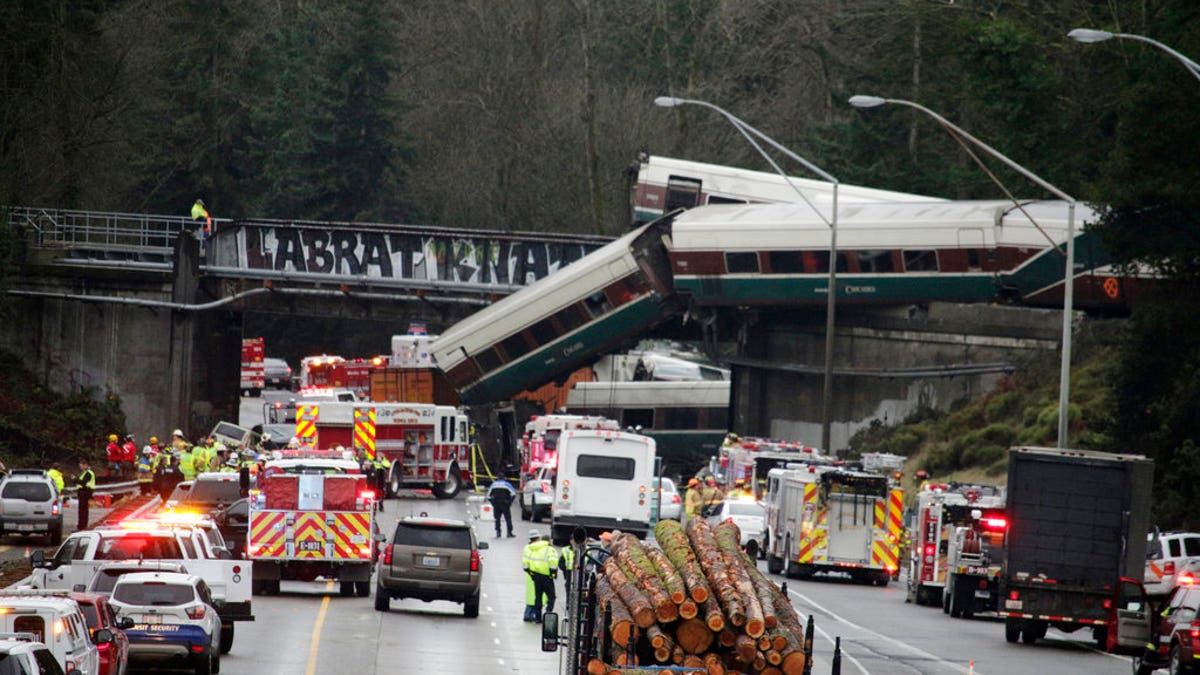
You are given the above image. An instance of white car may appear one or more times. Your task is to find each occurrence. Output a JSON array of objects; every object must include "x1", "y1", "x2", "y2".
[
  {"x1": 519, "y1": 465, "x2": 554, "y2": 522},
  {"x1": 707, "y1": 499, "x2": 766, "y2": 558},
  {"x1": 651, "y1": 477, "x2": 682, "y2": 521},
  {"x1": 0, "y1": 593, "x2": 100, "y2": 675},
  {"x1": 1145, "y1": 531, "x2": 1200, "y2": 596},
  {"x1": 109, "y1": 572, "x2": 221, "y2": 674},
  {"x1": 0, "y1": 635, "x2": 68, "y2": 674}
]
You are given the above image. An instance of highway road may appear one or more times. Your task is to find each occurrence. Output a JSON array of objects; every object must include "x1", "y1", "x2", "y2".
[{"x1": 128, "y1": 491, "x2": 1137, "y2": 675}]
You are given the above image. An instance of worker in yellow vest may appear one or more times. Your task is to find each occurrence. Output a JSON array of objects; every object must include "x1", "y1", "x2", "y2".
[
  {"x1": 684, "y1": 477, "x2": 703, "y2": 523},
  {"x1": 178, "y1": 446, "x2": 198, "y2": 481}
]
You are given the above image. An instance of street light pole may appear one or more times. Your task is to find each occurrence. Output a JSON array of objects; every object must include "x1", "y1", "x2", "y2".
[
  {"x1": 654, "y1": 96, "x2": 841, "y2": 452},
  {"x1": 1068, "y1": 28, "x2": 1200, "y2": 83},
  {"x1": 848, "y1": 95, "x2": 1078, "y2": 448}
]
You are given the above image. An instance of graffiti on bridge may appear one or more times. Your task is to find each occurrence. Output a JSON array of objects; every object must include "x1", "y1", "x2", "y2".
[{"x1": 236, "y1": 225, "x2": 602, "y2": 287}]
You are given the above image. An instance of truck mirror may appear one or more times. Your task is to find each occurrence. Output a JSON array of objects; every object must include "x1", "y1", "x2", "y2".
[
  {"x1": 118, "y1": 616, "x2": 135, "y2": 629},
  {"x1": 93, "y1": 629, "x2": 113, "y2": 645},
  {"x1": 477, "y1": 541, "x2": 489, "y2": 550},
  {"x1": 30, "y1": 550, "x2": 46, "y2": 568},
  {"x1": 540, "y1": 612, "x2": 559, "y2": 652}
]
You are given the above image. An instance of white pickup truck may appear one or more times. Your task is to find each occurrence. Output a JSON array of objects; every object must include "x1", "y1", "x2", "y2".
[{"x1": 27, "y1": 522, "x2": 253, "y2": 653}]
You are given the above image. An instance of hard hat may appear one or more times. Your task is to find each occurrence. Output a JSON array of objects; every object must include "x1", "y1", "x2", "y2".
[
  {"x1": 688, "y1": 478, "x2": 700, "y2": 487},
  {"x1": 598, "y1": 531, "x2": 613, "y2": 542},
  {"x1": 261, "y1": 433, "x2": 272, "y2": 442},
  {"x1": 149, "y1": 437, "x2": 158, "y2": 445},
  {"x1": 528, "y1": 529, "x2": 541, "y2": 540},
  {"x1": 226, "y1": 458, "x2": 237, "y2": 467},
  {"x1": 173, "y1": 429, "x2": 184, "y2": 437},
  {"x1": 196, "y1": 198, "x2": 204, "y2": 205},
  {"x1": 108, "y1": 434, "x2": 118, "y2": 442},
  {"x1": 126, "y1": 434, "x2": 135, "y2": 440},
  {"x1": 705, "y1": 476, "x2": 716, "y2": 484},
  {"x1": 734, "y1": 478, "x2": 745, "y2": 486},
  {"x1": 142, "y1": 447, "x2": 152, "y2": 455}
]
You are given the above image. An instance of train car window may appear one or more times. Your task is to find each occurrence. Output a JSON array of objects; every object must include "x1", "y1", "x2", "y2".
[
  {"x1": 857, "y1": 250, "x2": 895, "y2": 273},
  {"x1": 706, "y1": 408, "x2": 729, "y2": 429},
  {"x1": 473, "y1": 347, "x2": 504, "y2": 374},
  {"x1": 665, "y1": 175, "x2": 703, "y2": 211},
  {"x1": 707, "y1": 195, "x2": 747, "y2": 205},
  {"x1": 622, "y1": 408, "x2": 655, "y2": 429},
  {"x1": 529, "y1": 317, "x2": 559, "y2": 344},
  {"x1": 663, "y1": 408, "x2": 700, "y2": 430},
  {"x1": 725, "y1": 252, "x2": 760, "y2": 274},
  {"x1": 583, "y1": 291, "x2": 613, "y2": 317},
  {"x1": 903, "y1": 250, "x2": 939, "y2": 272},
  {"x1": 500, "y1": 332, "x2": 532, "y2": 360},
  {"x1": 554, "y1": 304, "x2": 589, "y2": 332},
  {"x1": 811, "y1": 251, "x2": 849, "y2": 273},
  {"x1": 967, "y1": 249, "x2": 981, "y2": 270},
  {"x1": 767, "y1": 251, "x2": 804, "y2": 274}
]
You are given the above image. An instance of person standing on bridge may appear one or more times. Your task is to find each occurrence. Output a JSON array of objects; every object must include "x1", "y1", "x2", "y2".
[
  {"x1": 191, "y1": 198, "x2": 212, "y2": 241},
  {"x1": 75, "y1": 458, "x2": 96, "y2": 530}
]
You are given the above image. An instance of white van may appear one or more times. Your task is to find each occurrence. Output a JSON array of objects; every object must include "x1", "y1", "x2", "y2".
[
  {"x1": 0, "y1": 593, "x2": 100, "y2": 675},
  {"x1": 550, "y1": 430, "x2": 656, "y2": 544}
]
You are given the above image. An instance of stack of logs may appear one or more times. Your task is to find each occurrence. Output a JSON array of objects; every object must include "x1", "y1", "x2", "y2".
[{"x1": 588, "y1": 518, "x2": 808, "y2": 675}]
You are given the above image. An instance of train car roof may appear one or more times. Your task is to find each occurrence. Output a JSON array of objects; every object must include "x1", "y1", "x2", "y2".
[
  {"x1": 567, "y1": 380, "x2": 730, "y2": 407},
  {"x1": 670, "y1": 199, "x2": 1101, "y2": 250}
]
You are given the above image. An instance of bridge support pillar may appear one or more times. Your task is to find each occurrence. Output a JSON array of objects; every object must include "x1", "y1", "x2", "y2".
[{"x1": 168, "y1": 230, "x2": 201, "y2": 436}]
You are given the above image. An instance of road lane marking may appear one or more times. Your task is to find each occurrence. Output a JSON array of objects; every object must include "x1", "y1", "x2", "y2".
[
  {"x1": 305, "y1": 581, "x2": 334, "y2": 675},
  {"x1": 788, "y1": 587, "x2": 974, "y2": 674}
]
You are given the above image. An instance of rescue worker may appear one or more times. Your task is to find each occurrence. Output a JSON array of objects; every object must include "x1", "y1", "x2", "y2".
[
  {"x1": 171, "y1": 429, "x2": 190, "y2": 455},
  {"x1": 684, "y1": 477, "x2": 703, "y2": 523},
  {"x1": 559, "y1": 541, "x2": 575, "y2": 596},
  {"x1": 239, "y1": 451, "x2": 254, "y2": 496},
  {"x1": 178, "y1": 444, "x2": 198, "y2": 481},
  {"x1": 372, "y1": 453, "x2": 389, "y2": 509},
  {"x1": 702, "y1": 476, "x2": 724, "y2": 517},
  {"x1": 733, "y1": 478, "x2": 753, "y2": 500},
  {"x1": 191, "y1": 198, "x2": 212, "y2": 241},
  {"x1": 105, "y1": 434, "x2": 121, "y2": 477},
  {"x1": 209, "y1": 448, "x2": 228, "y2": 473},
  {"x1": 75, "y1": 458, "x2": 96, "y2": 530},
  {"x1": 47, "y1": 464, "x2": 65, "y2": 503},
  {"x1": 154, "y1": 453, "x2": 182, "y2": 503},
  {"x1": 136, "y1": 447, "x2": 155, "y2": 495},
  {"x1": 220, "y1": 456, "x2": 238, "y2": 473},
  {"x1": 143, "y1": 436, "x2": 162, "y2": 459},
  {"x1": 260, "y1": 433, "x2": 277, "y2": 451},
  {"x1": 121, "y1": 435, "x2": 138, "y2": 476},
  {"x1": 522, "y1": 529, "x2": 559, "y2": 622},
  {"x1": 192, "y1": 441, "x2": 210, "y2": 477},
  {"x1": 486, "y1": 476, "x2": 516, "y2": 538}
]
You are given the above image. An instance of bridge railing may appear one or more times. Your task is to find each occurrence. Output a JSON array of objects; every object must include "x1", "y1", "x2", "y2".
[{"x1": 9, "y1": 206, "x2": 192, "y2": 252}]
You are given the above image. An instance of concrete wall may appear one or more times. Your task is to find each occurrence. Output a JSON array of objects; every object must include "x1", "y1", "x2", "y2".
[{"x1": 731, "y1": 303, "x2": 1064, "y2": 453}]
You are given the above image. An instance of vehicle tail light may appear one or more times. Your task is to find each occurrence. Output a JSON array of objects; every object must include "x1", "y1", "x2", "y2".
[
  {"x1": 52, "y1": 501, "x2": 60, "y2": 516},
  {"x1": 186, "y1": 605, "x2": 206, "y2": 620},
  {"x1": 64, "y1": 661, "x2": 76, "y2": 673},
  {"x1": 1009, "y1": 590, "x2": 1020, "y2": 601},
  {"x1": 672, "y1": 494, "x2": 681, "y2": 504},
  {"x1": 383, "y1": 545, "x2": 394, "y2": 565},
  {"x1": 979, "y1": 579, "x2": 989, "y2": 590},
  {"x1": 1165, "y1": 561, "x2": 1176, "y2": 575},
  {"x1": 1190, "y1": 620, "x2": 1200, "y2": 639},
  {"x1": 1103, "y1": 598, "x2": 1112, "y2": 609},
  {"x1": 470, "y1": 550, "x2": 480, "y2": 572},
  {"x1": 981, "y1": 517, "x2": 1008, "y2": 530},
  {"x1": 96, "y1": 641, "x2": 109, "y2": 652},
  {"x1": 190, "y1": 644, "x2": 205, "y2": 652}
]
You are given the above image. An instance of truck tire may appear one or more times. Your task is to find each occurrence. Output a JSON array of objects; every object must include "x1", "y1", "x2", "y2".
[
  {"x1": 389, "y1": 465, "x2": 403, "y2": 497},
  {"x1": 48, "y1": 525, "x2": 62, "y2": 546},
  {"x1": 1170, "y1": 643, "x2": 1187, "y2": 675},
  {"x1": 767, "y1": 554, "x2": 784, "y2": 575},
  {"x1": 355, "y1": 581, "x2": 370, "y2": 598},
  {"x1": 519, "y1": 497, "x2": 530, "y2": 521},
  {"x1": 268, "y1": 579, "x2": 281, "y2": 596},
  {"x1": 339, "y1": 581, "x2": 354, "y2": 597},
  {"x1": 1005, "y1": 618, "x2": 1021, "y2": 643},
  {"x1": 212, "y1": 653, "x2": 221, "y2": 674},
  {"x1": 464, "y1": 592, "x2": 480, "y2": 618},
  {"x1": 219, "y1": 622, "x2": 234, "y2": 654},
  {"x1": 431, "y1": 466, "x2": 463, "y2": 500},
  {"x1": 948, "y1": 582, "x2": 961, "y2": 618},
  {"x1": 374, "y1": 584, "x2": 390, "y2": 612}
]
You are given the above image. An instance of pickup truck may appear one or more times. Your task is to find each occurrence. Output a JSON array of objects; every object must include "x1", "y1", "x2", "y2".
[{"x1": 27, "y1": 522, "x2": 253, "y2": 654}]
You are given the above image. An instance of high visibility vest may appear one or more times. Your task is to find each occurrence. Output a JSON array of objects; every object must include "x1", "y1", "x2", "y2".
[
  {"x1": 525, "y1": 540, "x2": 558, "y2": 575},
  {"x1": 47, "y1": 470, "x2": 64, "y2": 493},
  {"x1": 559, "y1": 545, "x2": 574, "y2": 573},
  {"x1": 179, "y1": 452, "x2": 197, "y2": 479},
  {"x1": 685, "y1": 489, "x2": 703, "y2": 517},
  {"x1": 78, "y1": 469, "x2": 96, "y2": 490}
]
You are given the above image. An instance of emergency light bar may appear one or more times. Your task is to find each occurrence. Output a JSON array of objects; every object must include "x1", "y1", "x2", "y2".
[{"x1": 982, "y1": 517, "x2": 1008, "y2": 530}]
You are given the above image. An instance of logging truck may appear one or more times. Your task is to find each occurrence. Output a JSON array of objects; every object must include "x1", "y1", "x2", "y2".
[
  {"x1": 763, "y1": 467, "x2": 903, "y2": 586},
  {"x1": 541, "y1": 520, "x2": 811, "y2": 674}
]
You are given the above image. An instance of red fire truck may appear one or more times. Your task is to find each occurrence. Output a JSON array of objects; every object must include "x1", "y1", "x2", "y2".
[
  {"x1": 240, "y1": 337, "x2": 265, "y2": 397},
  {"x1": 248, "y1": 461, "x2": 376, "y2": 596},
  {"x1": 518, "y1": 415, "x2": 619, "y2": 476},
  {"x1": 297, "y1": 401, "x2": 472, "y2": 499},
  {"x1": 302, "y1": 357, "x2": 383, "y2": 399}
]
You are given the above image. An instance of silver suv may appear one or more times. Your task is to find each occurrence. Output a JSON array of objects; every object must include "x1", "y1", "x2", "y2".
[
  {"x1": 0, "y1": 470, "x2": 63, "y2": 544},
  {"x1": 374, "y1": 516, "x2": 488, "y2": 617}
]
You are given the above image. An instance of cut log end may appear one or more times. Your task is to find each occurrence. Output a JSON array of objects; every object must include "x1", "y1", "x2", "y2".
[
  {"x1": 679, "y1": 599, "x2": 699, "y2": 619},
  {"x1": 745, "y1": 617, "x2": 765, "y2": 638}
]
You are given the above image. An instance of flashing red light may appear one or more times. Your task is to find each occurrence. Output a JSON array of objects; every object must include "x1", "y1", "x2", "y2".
[
  {"x1": 924, "y1": 544, "x2": 935, "y2": 556},
  {"x1": 982, "y1": 517, "x2": 1008, "y2": 530},
  {"x1": 1103, "y1": 598, "x2": 1112, "y2": 609},
  {"x1": 470, "y1": 550, "x2": 480, "y2": 572},
  {"x1": 1179, "y1": 572, "x2": 1196, "y2": 586},
  {"x1": 360, "y1": 490, "x2": 376, "y2": 501}
]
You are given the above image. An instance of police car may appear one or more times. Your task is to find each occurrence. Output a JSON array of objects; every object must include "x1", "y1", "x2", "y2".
[{"x1": 109, "y1": 572, "x2": 221, "y2": 674}]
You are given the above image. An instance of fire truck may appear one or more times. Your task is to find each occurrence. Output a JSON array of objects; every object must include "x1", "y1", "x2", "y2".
[
  {"x1": 247, "y1": 460, "x2": 376, "y2": 596},
  {"x1": 298, "y1": 401, "x2": 471, "y2": 499},
  {"x1": 716, "y1": 436, "x2": 826, "y2": 500},
  {"x1": 763, "y1": 466, "x2": 903, "y2": 585},
  {"x1": 240, "y1": 337, "x2": 265, "y2": 397},
  {"x1": 906, "y1": 482, "x2": 1006, "y2": 608},
  {"x1": 518, "y1": 415, "x2": 620, "y2": 475},
  {"x1": 303, "y1": 357, "x2": 382, "y2": 399}
]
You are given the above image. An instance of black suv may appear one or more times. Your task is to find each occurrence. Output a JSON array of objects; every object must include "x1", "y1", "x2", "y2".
[{"x1": 374, "y1": 516, "x2": 488, "y2": 617}]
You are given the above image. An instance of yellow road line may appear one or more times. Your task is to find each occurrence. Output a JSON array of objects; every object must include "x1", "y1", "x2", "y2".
[{"x1": 305, "y1": 581, "x2": 334, "y2": 675}]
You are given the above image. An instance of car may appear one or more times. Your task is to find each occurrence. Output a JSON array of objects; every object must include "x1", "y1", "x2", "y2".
[
  {"x1": 374, "y1": 515, "x2": 489, "y2": 617},
  {"x1": 171, "y1": 474, "x2": 244, "y2": 514},
  {"x1": 519, "y1": 465, "x2": 554, "y2": 522},
  {"x1": 70, "y1": 592, "x2": 132, "y2": 675},
  {"x1": 108, "y1": 572, "x2": 221, "y2": 675},
  {"x1": 707, "y1": 498, "x2": 766, "y2": 559},
  {"x1": 0, "y1": 470, "x2": 63, "y2": 544},
  {"x1": 0, "y1": 635, "x2": 68, "y2": 675},
  {"x1": 83, "y1": 561, "x2": 192, "y2": 596},
  {"x1": 1146, "y1": 531, "x2": 1200, "y2": 597},
  {"x1": 651, "y1": 477, "x2": 682, "y2": 521},
  {"x1": 164, "y1": 481, "x2": 192, "y2": 508},
  {"x1": 262, "y1": 358, "x2": 293, "y2": 389},
  {"x1": 0, "y1": 593, "x2": 101, "y2": 675},
  {"x1": 1133, "y1": 580, "x2": 1200, "y2": 674}
]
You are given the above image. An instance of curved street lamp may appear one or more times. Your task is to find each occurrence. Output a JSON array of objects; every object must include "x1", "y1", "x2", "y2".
[
  {"x1": 654, "y1": 96, "x2": 841, "y2": 453},
  {"x1": 848, "y1": 95, "x2": 1078, "y2": 449},
  {"x1": 1068, "y1": 28, "x2": 1200, "y2": 83}
]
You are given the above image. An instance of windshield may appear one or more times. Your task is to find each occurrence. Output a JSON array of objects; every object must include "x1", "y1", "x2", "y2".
[
  {"x1": 184, "y1": 480, "x2": 244, "y2": 506},
  {"x1": 96, "y1": 535, "x2": 183, "y2": 560},
  {"x1": 1, "y1": 482, "x2": 52, "y2": 501},
  {"x1": 113, "y1": 582, "x2": 194, "y2": 606}
]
